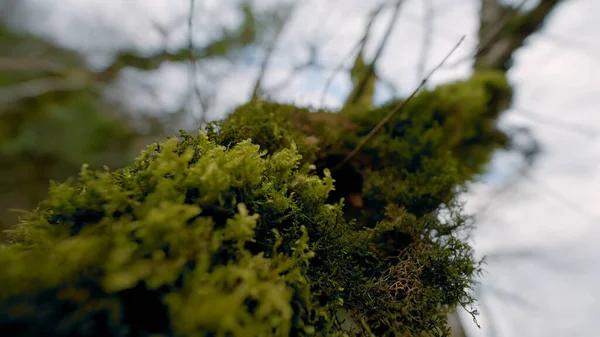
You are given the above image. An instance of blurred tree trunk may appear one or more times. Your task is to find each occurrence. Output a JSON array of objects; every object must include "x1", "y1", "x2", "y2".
[{"x1": 448, "y1": 1, "x2": 564, "y2": 336}]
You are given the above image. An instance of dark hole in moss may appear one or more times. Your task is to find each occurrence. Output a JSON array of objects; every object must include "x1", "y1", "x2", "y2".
[
  {"x1": 244, "y1": 297, "x2": 259, "y2": 315},
  {"x1": 375, "y1": 229, "x2": 412, "y2": 255},
  {"x1": 209, "y1": 241, "x2": 238, "y2": 272},
  {"x1": 0, "y1": 279, "x2": 121, "y2": 337},
  {"x1": 112, "y1": 204, "x2": 133, "y2": 220},
  {"x1": 48, "y1": 207, "x2": 106, "y2": 236},
  {"x1": 315, "y1": 154, "x2": 363, "y2": 206},
  {"x1": 173, "y1": 260, "x2": 196, "y2": 290},
  {"x1": 183, "y1": 187, "x2": 200, "y2": 205},
  {"x1": 118, "y1": 281, "x2": 170, "y2": 335}
]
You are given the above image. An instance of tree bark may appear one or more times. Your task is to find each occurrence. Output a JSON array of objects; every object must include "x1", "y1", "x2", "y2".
[{"x1": 450, "y1": 0, "x2": 565, "y2": 336}]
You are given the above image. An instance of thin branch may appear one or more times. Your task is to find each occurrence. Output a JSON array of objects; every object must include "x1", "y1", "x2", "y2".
[
  {"x1": 0, "y1": 57, "x2": 69, "y2": 74},
  {"x1": 513, "y1": 106, "x2": 599, "y2": 138},
  {"x1": 378, "y1": 75, "x2": 400, "y2": 97},
  {"x1": 523, "y1": 173, "x2": 600, "y2": 225},
  {"x1": 0, "y1": 77, "x2": 88, "y2": 109},
  {"x1": 443, "y1": 0, "x2": 530, "y2": 69},
  {"x1": 479, "y1": 0, "x2": 565, "y2": 70},
  {"x1": 319, "y1": 5, "x2": 384, "y2": 107},
  {"x1": 488, "y1": 285, "x2": 535, "y2": 309},
  {"x1": 416, "y1": 0, "x2": 434, "y2": 79},
  {"x1": 475, "y1": 170, "x2": 527, "y2": 218},
  {"x1": 334, "y1": 35, "x2": 466, "y2": 172},
  {"x1": 476, "y1": 0, "x2": 530, "y2": 58},
  {"x1": 345, "y1": 0, "x2": 404, "y2": 108},
  {"x1": 251, "y1": 2, "x2": 299, "y2": 100},
  {"x1": 264, "y1": 61, "x2": 323, "y2": 96},
  {"x1": 186, "y1": 0, "x2": 205, "y2": 124},
  {"x1": 540, "y1": 32, "x2": 600, "y2": 68}
]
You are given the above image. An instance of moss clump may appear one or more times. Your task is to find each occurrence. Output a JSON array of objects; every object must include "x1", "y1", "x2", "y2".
[{"x1": 0, "y1": 71, "x2": 510, "y2": 336}]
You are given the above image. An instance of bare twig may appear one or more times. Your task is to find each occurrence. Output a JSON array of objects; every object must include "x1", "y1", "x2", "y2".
[
  {"x1": 443, "y1": 0, "x2": 530, "y2": 69},
  {"x1": 514, "y1": 106, "x2": 598, "y2": 138},
  {"x1": 379, "y1": 76, "x2": 400, "y2": 97},
  {"x1": 186, "y1": 0, "x2": 205, "y2": 124},
  {"x1": 485, "y1": 246, "x2": 582, "y2": 272},
  {"x1": 0, "y1": 57, "x2": 69, "y2": 74},
  {"x1": 477, "y1": 0, "x2": 530, "y2": 58},
  {"x1": 0, "y1": 77, "x2": 88, "y2": 108},
  {"x1": 523, "y1": 173, "x2": 600, "y2": 225},
  {"x1": 345, "y1": 0, "x2": 404, "y2": 108},
  {"x1": 416, "y1": 0, "x2": 434, "y2": 79},
  {"x1": 486, "y1": 285, "x2": 536, "y2": 309},
  {"x1": 319, "y1": 5, "x2": 384, "y2": 107},
  {"x1": 333, "y1": 35, "x2": 466, "y2": 172},
  {"x1": 540, "y1": 32, "x2": 600, "y2": 68},
  {"x1": 251, "y1": 2, "x2": 299, "y2": 100},
  {"x1": 264, "y1": 61, "x2": 324, "y2": 96}
]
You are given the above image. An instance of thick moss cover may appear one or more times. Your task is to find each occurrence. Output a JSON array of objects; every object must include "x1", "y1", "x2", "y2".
[{"x1": 0, "y1": 70, "x2": 511, "y2": 337}]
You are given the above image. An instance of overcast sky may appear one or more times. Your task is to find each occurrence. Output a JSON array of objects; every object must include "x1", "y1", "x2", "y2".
[{"x1": 10, "y1": 0, "x2": 600, "y2": 336}]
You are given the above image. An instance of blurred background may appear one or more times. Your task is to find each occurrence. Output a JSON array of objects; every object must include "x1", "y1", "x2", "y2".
[{"x1": 0, "y1": 0, "x2": 598, "y2": 336}]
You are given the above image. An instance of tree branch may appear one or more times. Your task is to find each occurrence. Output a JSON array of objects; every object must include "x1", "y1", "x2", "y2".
[
  {"x1": 100, "y1": 3, "x2": 259, "y2": 77},
  {"x1": 185, "y1": 0, "x2": 207, "y2": 124},
  {"x1": 475, "y1": 0, "x2": 565, "y2": 70},
  {"x1": 344, "y1": 0, "x2": 404, "y2": 108},
  {"x1": 334, "y1": 35, "x2": 466, "y2": 172},
  {"x1": 251, "y1": 2, "x2": 299, "y2": 100},
  {"x1": 416, "y1": 0, "x2": 434, "y2": 79},
  {"x1": 319, "y1": 5, "x2": 384, "y2": 107},
  {"x1": 0, "y1": 57, "x2": 69, "y2": 74},
  {"x1": 0, "y1": 77, "x2": 88, "y2": 111}
]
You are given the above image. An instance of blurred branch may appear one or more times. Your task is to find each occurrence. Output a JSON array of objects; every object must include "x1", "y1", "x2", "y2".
[
  {"x1": 186, "y1": 0, "x2": 205, "y2": 124},
  {"x1": 101, "y1": 3, "x2": 259, "y2": 76},
  {"x1": 0, "y1": 57, "x2": 69, "y2": 74},
  {"x1": 251, "y1": 2, "x2": 299, "y2": 100},
  {"x1": 263, "y1": 43, "x2": 323, "y2": 95},
  {"x1": 514, "y1": 106, "x2": 599, "y2": 138},
  {"x1": 443, "y1": 0, "x2": 529, "y2": 69},
  {"x1": 475, "y1": 0, "x2": 565, "y2": 70},
  {"x1": 319, "y1": 5, "x2": 384, "y2": 107},
  {"x1": 143, "y1": 6, "x2": 188, "y2": 42},
  {"x1": 443, "y1": 0, "x2": 565, "y2": 71},
  {"x1": 344, "y1": 0, "x2": 405, "y2": 109},
  {"x1": 485, "y1": 285, "x2": 536, "y2": 309},
  {"x1": 540, "y1": 32, "x2": 600, "y2": 68},
  {"x1": 378, "y1": 75, "x2": 400, "y2": 97},
  {"x1": 523, "y1": 172, "x2": 600, "y2": 225},
  {"x1": 416, "y1": 0, "x2": 434, "y2": 79},
  {"x1": 0, "y1": 77, "x2": 88, "y2": 108},
  {"x1": 475, "y1": 0, "x2": 529, "y2": 62},
  {"x1": 485, "y1": 244, "x2": 585, "y2": 274}
]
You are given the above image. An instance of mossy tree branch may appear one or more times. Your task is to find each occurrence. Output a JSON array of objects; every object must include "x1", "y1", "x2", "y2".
[
  {"x1": 342, "y1": 0, "x2": 405, "y2": 112},
  {"x1": 475, "y1": 0, "x2": 565, "y2": 71}
]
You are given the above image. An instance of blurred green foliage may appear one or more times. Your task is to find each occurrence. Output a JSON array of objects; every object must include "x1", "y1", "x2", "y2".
[
  {"x1": 0, "y1": 23, "x2": 144, "y2": 234},
  {"x1": 0, "y1": 0, "x2": 289, "y2": 235}
]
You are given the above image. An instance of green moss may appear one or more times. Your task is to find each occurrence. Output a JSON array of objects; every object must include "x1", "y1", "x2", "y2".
[
  {"x1": 1, "y1": 133, "x2": 329, "y2": 336},
  {"x1": 0, "y1": 71, "x2": 509, "y2": 336}
]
